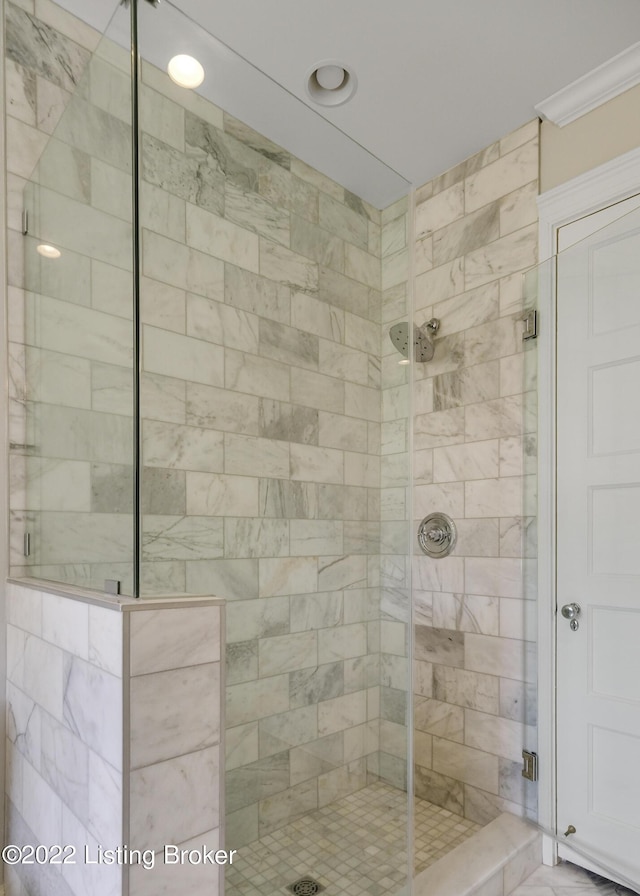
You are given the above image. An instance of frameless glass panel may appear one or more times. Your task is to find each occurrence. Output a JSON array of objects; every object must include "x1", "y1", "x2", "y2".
[
  {"x1": 8, "y1": 0, "x2": 136, "y2": 594},
  {"x1": 135, "y1": 2, "x2": 412, "y2": 892},
  {"x1": 520, "y1": 260, "x2": 541, "y2": 824},
  {"x1": 410, "y1": 177, "x2": 541, "y2": 871}
]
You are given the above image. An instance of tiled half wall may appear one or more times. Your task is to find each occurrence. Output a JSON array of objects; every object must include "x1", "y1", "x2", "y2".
[
  {"x1": 5, "y1": 580, "x2": 223, "y2": 896},
  {"x1": 410, "y1": 121, "x2": 539, "y2": 825}
]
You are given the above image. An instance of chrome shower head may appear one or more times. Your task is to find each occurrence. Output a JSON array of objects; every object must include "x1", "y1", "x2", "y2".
[{"x1": 389, "y1": 319, "x2": 440, "y2": 362}]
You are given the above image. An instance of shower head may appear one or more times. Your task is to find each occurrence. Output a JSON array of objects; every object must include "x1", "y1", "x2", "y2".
[{"x1": 389, "y1": 319, "x2": 440, "y2": 362}]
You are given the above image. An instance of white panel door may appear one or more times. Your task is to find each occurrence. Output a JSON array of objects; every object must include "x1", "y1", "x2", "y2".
[{"x1": 556, "y1": 200, "x2": 640, "y2": 889}]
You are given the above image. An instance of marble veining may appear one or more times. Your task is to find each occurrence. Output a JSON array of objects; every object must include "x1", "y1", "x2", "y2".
[
  {"x1": 6, "y1": 4, "x2": 91, "y2": 93},
  {"x1": 223, "y1": 112, "x2": 291, "y2": 170},
  {"x1": 63, "y1": 656, "x2": 122, "y2": 769}
]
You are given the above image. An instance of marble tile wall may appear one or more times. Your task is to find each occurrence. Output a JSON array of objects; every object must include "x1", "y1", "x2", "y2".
[
  {"x1": 411, "y1": 121, "x2": 539, "y2": 826},
  {"x1": 129, "y1": 38, "x2": 414, "y2": 841},
  {"x1": 135, "y1": 63, "x2": 398, "y2": 843},
  {"x1": 4, "y1": 581, "x2": 223, "y2": 896},
  {"x1": 4, "y1": 0, "x2": 136, "y2": 592},
  {"x1": 127, "y1": 600, "x2": 223, "y2": 896},
  {"x1": 5, "y1": 581, "x2": 124, "y2": 896}
]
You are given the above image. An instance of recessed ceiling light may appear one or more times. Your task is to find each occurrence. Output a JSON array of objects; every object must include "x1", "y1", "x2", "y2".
[
  {"x1": 398, "y1": 358, "x2": 410, "y2": 366},
  {"x1": 316, "y1": 65, "x2": 346, "y2": 91},
  {"x1": 37, "y1": 244, "x2": 61, "y2": 259},
  {"x1": 167, "y1": 54, "x2": 205, "y2": 89},
  {"x1": 306, "y1": 60, "x2": 357, "y2": 107}
]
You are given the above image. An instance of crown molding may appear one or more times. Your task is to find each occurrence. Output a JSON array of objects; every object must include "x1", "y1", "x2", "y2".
[{"x1": 535, "y1": 41, "x2": 640, "y2": 127}]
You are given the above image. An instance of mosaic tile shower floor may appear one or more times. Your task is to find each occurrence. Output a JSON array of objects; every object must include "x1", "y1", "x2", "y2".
[{"x1": 226, "y1": 781, "x2": 481, "y2": 896}]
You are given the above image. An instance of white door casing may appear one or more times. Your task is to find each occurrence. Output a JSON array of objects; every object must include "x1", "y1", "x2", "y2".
[
  {"x1": 555, "y1": 202, "x2": 640, "y2": 888},
  {"x1": 537, "y1": 146, "x2": 640, "y2": 874}
]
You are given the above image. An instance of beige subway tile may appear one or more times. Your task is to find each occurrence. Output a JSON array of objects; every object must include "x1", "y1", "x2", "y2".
[
  {"x1": 500, "y1": 181, "x2": 538, "y2": 237},
  {"x1": 143, "y1": 230, "x2": 224, "y2": 299},
  {"x1": 414, "y1": 697, "x2": 464, "y2": 742},
  {"x1": 500, "y1": 119, "x2": 539, "y2": 156},
  {"x1": 414, "y1": 481, "x2": 464, "y2": 520},
  {"x1": 143, "y1": 419, "x2": 223, "y2": 472},
  {"x1": 465, "y1": 633, "x2": 535, "y2": 681},
  {"x1": 186, "y1": 203, "x2": 259, "y2": 273},
  {"x1": 260, "y1": 238, "x2": 319, "y2": 294},
  {"x1": 290, "y1": 443, "x2": 343, "y2": 485},
  {"x1": 382, "y1": 247, "x2": 409, "y2": 291},
  {"x1": 226, "y1": 675, "x2": 289, "y2": 729},
  {"x1": 432, "y1": 737, "x2": 499, "y2": 792},
  {"x1": 258, "y1": 631, "x2": 318, "y2": 678},
  {"x1": 319, "y1": 192, "x2": 368, "y2": 249},
  {"x1": 225, "y1": 722, "x2": 259, "y2": 771},
  {"x1": 499, "y1": 598, "x2": 537, "y2": 642},
  {"x1": 140, "y1": 85, "x2": 184, "y2": 152},
  {"x1": 465, "y1": 140, "x2": 538, "y2": 214},
  {"x1": 465, "y1": 708, "x2": 534, "y2": 763},
  {"x1": 415, "y1": 407, "x2": 465, "y2": 451},
  {"x1": 344, "y1": 243, "x2": 380, "y2": 290},
  {"x1": 433, "y1": 202, "x2": 500, "y2": 267},
  {"x1": 415, "y1": 182, "x2": 464, "y2": 238},
  {"x1": 413, "y1": 555, "x2": 464, "y2": 594},
  {"x1": 259, "y1": 557, "x2": 317, "y2": 597},
  {"x1": 290, "y1": 732, "x2": 344, "y2": 785},
  {"x1": 433, "y1": 441, "x2": 499, "y2": 483},
  {"x1": 318, "y1": 691, "x2": 367, "y2": 737},
  {"x1": 465, "y1": 557, "x2": 524, "y2": 599},
  {"x1": 381, "y1": 214, "x2": 407, "y2": 258},
  {"x1": 433, "y1": 593, "x2": 499, "y2": 636},
  {"x1": 257, "y1": 779, "x2": 318, "y2": 838},
  {"x1": 433, "y1": 665, "x2": 499, "y2": 714},
  {"x1": 465, "y1": 224, "x2": 538, "y2": 291},
  {"x1": 465, "y1": 395, "x2": 525, "y2": 441},
  {"x1": 318, "y1": 623, "x2": 367, "y2": 664},
  {"x1": 465, "y1": 477, "x2": 524, "y2": 518},
  {"x1": 291, "y1": 368, "x2": 344, "y2": 413}
]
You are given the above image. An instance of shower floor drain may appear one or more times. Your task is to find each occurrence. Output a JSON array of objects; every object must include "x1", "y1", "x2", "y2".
[{"x1": 287, "y1": 878, "x2": 325, "y2": 896}]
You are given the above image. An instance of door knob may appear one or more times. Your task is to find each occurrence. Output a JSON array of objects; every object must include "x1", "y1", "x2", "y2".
[
  {"x1": 561, "y1": 602, "x2": 581, "y2": 620},
  {"x1": 561, "y1": 602, "x2": 581, "y2": 631}
]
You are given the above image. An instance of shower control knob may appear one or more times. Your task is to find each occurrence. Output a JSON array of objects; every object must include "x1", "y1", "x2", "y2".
[
  {"x1": 417, "y1": 513, "x2": 457, "y2": 558},
  {"x1": 426, "y1": 527, "x2": 448, "y2": 545}
]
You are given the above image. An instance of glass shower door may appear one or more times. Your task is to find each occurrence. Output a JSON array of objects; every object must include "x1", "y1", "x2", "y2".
[{"x1": 8, "y1": 0, "x2": 136, "y2": 593}]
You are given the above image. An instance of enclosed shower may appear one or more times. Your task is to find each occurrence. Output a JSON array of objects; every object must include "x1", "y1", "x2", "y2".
[{"x1": 4, "y1": 0, "x2": 541, "y2": 894}]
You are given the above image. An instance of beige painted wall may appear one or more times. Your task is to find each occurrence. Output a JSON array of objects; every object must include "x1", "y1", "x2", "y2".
[{"x1": 540, "y1": 83, "x2": 640, "y2": 192}]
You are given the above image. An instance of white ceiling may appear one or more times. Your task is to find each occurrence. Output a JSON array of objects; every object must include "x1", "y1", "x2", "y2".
[{"x1": 60, "y1": 0, "x2": 640, "y2": 207}]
